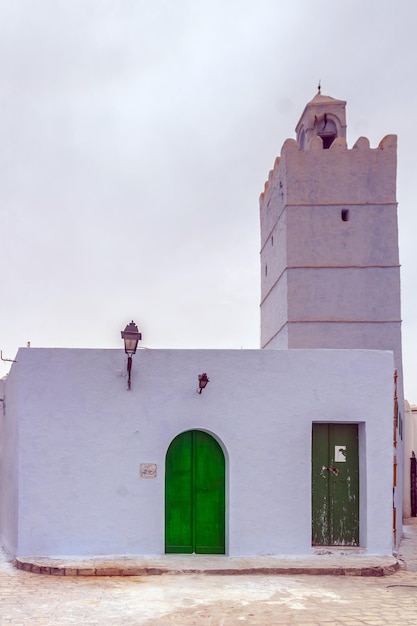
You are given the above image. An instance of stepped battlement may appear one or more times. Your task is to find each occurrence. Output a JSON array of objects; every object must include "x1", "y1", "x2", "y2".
[{"x1": 261, "y1": 133, "x2": 397, "y2": 205}]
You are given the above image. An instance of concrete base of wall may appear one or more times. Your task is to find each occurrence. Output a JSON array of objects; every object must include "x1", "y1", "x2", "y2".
[{"x1": 15, "y1": 553, "x2": 400, "y2": 577}]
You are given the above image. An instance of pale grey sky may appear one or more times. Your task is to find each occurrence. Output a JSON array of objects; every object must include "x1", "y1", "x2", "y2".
[{"x1": 1, "y1": 0, "x2": 416, "y2": 400}]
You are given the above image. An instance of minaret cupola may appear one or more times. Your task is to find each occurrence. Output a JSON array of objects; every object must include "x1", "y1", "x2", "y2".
[{"x1": 295, "y1": 88, "x2": 347, "y2": 149}]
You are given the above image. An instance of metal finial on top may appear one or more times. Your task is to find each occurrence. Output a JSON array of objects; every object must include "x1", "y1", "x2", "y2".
[{"x1": 318, "y1": 79, "x2": 321, "y2": 94}]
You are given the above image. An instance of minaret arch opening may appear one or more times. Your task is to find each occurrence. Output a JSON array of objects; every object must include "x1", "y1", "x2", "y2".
[{"x1": 295, "y1": 91, "x2": 347, "y2": 149}]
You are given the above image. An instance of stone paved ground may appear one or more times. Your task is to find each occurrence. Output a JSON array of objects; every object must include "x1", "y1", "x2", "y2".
[{"x1": 1, "y1": 520, "x2": 417, "y2": 625}]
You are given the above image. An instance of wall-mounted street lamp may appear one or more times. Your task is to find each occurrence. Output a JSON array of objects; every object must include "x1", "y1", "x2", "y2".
[
  {"x1": 197, "y1": 373, "x2": 209, "y2": 394},
  {"x1": 121, "y1": 321, "x2": 142, "y2": 390}
]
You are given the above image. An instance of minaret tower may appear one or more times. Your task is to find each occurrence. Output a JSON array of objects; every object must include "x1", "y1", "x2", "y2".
[
  {"x1": 259, "y1": 90, "x2": 404, "y2": 543},
  {"x1": 260, "y1": 90, "x2": 402, "y2": 376}
]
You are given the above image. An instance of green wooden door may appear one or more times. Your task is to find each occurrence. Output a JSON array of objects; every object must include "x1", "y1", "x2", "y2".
[
  {"x1": 312, "y1": 423, "x2": 359, "y2": 546},
  {"x1": 165, "y1": 430, "x2": 194, "y2": 553},
  {"x1": 165, "y1": 430, "x2": 225, "y2": 554}
]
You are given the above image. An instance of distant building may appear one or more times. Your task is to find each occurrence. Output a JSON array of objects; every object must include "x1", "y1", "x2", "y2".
[{"x1": 404, "y1": 401, "x2": 417, "y2": 518}]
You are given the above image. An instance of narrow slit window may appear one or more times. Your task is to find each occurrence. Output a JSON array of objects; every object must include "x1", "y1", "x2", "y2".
[
  {"x1": 341, "y1": 209, "x2": 349, "y2": 222},
  {"x1": 265, "y1": 265, "x2": 268, "y2": 277}
]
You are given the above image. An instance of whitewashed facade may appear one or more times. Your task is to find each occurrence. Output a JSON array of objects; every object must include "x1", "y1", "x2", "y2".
[{"x1": 0, "y1": 347, "x2": 394, "y2": 558}]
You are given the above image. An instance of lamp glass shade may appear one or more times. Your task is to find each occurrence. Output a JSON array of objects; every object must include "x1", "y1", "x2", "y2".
[{"x1": 124, "y1": 336, "x2": 138, "y2": 354}]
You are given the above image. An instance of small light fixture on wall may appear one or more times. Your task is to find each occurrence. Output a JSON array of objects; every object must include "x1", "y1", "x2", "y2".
[
  {"x1": 197, "y1": 373, "x2": 209, "y2": 394},
  {"x1": 121, "y1": 321, "x2": 142, "y2": 390}
]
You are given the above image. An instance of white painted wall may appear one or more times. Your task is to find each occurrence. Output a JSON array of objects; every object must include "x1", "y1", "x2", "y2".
[
  {"x1": 2, "y1": 347, "x2": 394, "y2": 558},
  {"x1": 0, "y1": 374, "x2": 19, "y2": 556}
]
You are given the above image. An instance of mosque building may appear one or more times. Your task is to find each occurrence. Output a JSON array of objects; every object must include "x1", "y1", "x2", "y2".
[{"x1": 0, "y1": 91, "x2": 402, "y2": 560}]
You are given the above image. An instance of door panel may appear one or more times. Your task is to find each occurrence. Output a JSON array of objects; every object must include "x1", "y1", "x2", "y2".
[
  {"x1": 312, "y1": 424, "x2": 359, "y2": 546},
  {"x1": 194, "y1": 430, "x2": 225, "y2": 554},
  {"x1": 165, "y1": 430, "x2": 193, "y2": 553},
  {"x1": 165, "y1": 430, "x2": 225, "y2": 554},
  {"x1": 312, "y1": 424, "x2": 330, "y2": 546}
]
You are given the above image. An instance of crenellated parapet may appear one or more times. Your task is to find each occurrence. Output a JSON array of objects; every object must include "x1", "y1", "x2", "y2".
[{"x1": 260, "y1": 133, "x2": 397, "y2": 249}]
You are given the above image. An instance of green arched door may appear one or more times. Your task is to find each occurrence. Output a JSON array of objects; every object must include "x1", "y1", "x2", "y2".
[{"x1": 165, "y1": 430, "x2": 225, "y2": 554}]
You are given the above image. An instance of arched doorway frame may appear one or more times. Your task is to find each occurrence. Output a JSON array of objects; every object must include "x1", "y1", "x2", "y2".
[{"x1": 164, "y1": 428, "x2": 229, "y2": 554}]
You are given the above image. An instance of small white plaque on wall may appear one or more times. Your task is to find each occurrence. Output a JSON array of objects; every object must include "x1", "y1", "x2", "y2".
[
  {"x1": 335, "y1": 446, "x2": 346, "y2": 462},
  {"x1": 140, "y1": 463, "x2": 157, "y2": 479}
]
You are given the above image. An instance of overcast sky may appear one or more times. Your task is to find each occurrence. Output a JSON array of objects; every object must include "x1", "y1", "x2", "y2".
[{"x1": 1, "y1": 0, "x2": 416, "y2": 400}]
